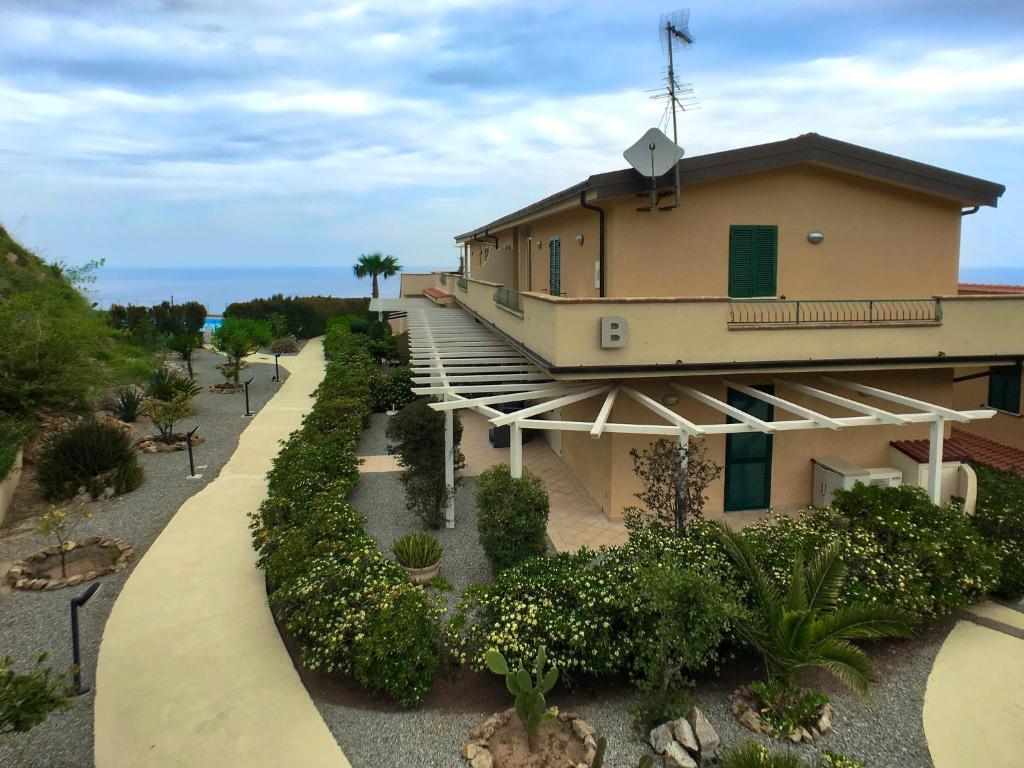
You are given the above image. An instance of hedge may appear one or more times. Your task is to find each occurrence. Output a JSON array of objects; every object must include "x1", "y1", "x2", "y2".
[
  {"x1": 250, "y1": 323, "x2": 440, "y2": 708},
  {"x1": 971, "y1": 463, "x2": 1024, "y2": 598}
]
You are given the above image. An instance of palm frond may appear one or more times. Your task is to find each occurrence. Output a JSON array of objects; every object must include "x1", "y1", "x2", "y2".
[
  {"x1": 804, "y1": 542, "x2": 846, "y2": 613},
  {"x1": 811, "y1": 603, "x2": 915, "y2": 644},
  {"x1": 808, "y1": 638, "x2": 873, "y2": 696},
  {"x1": 784, "y1": 550, "x2": 807, "y2": 612},
  {"x1": 714, "y1": 523, "x2": 782, "y2": 615}
]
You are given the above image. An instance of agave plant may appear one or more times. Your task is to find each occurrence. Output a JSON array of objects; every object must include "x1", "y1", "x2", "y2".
[
  {"x1": 715, "y1": 523, "x2": 913, "y2": 707},
  {"x1": 392, "y1": 532, "x2": 443, "y2": 569}
]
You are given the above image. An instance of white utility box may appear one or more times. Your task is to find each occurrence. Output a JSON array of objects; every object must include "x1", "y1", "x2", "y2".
[{"x1": 812, "y1": 457, "x2": 869, "y2": 508}]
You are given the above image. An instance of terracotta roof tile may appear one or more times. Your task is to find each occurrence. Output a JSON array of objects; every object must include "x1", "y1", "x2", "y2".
[
  {"x1": 891, "y1": 428, "x2": 1024, "y2": 474},
  {"x1": 958, "y1": 282, "x2": 1024, "y2": 295}
]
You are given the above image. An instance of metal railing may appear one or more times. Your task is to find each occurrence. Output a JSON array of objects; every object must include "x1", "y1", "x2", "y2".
[
  {"x1": 493, "y1": 286, "x2": 523, "y2": 313},
  {"x1": 728, "y1": 298, "x2": 942, "y2": 326},
  {"x1": 439, "y1": 274, "x2": 447, "y2": 286},
  {"x1": 457, "y1": 277, "x2": 468, "y2": 292}
]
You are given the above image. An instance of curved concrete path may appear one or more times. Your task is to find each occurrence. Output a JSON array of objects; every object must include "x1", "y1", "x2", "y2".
[
  {"x1": 95, "y1": 339, "x2": 349, "y2": 768},
  {"x1": 924, "y1": 601, "x2": 1024, "y2": 768}
]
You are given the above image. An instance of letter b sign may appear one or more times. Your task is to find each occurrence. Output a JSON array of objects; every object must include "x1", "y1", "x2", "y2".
[{"x1": 600, "y1": 316, "x2": 628, "y2": 348}]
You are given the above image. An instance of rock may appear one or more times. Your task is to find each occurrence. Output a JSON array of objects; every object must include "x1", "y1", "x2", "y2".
[
  {"x1": 461, "y1": 742, "x2": 482, "y2": 759},
  {"x1": 469, "y1": 751, "x2": 493, "y2": 768},
  {"x1": 687, "y1": 707, "x2": 721, "y2": 757},
  {"x1": 787, "y1": 729, "x2": 802, "y2": 744},
  {"x1": 31, "y1": 579, "x2": 47, "y2": 590},
  {"x1": 650, "y1": 724, "x2": 674, "y2": 754},
  {"x1": 573, "y1": 718, "x2": 595, "y2": 740},
  {"x1": 738, "y1": 709, "x2": 762, "y2": 733},
  {"x1": 14, "y1": 578, "x2": 27, "y2": 589},
  {"x1": 100, "y1": 487, "x2": 115, "y2": 500},
  {"x1": 7, "y1": 566, "x2": 22, "y2": 579},
  {"x1": 664, "y1": 740, "x2": 698, "y2": 768},
  {"x1": 66, "y1": 575, "x2": 84, "y2": 586},
  {"x1": 799, "y1": 726, "x2": 813, "y2": 743},
  {"x1": 817, "y1": 704, "x2": 833, "y2": 735},
  {"x1": 670, "y1": 718, "x2": 699, "y2": 756}
]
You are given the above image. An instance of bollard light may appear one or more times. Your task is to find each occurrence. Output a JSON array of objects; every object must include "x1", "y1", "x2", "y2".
[
  {"x1": 272, "y1": 353, "x2": 281, "y2": 383},
  {"x1": 244, "y1": 376, "x2": 255, "y2": 417},
  {"x1": 70, "y1": 581, "x2": 102, "y2": 695},
  {"x1": 186, "y1": 425, "x2": 201, "y2": 477}
]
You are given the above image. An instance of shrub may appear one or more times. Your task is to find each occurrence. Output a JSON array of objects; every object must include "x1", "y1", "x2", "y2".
[
  {"x1": 110, "y1": 385, "x2": 145, "y2": 422},
  {"x1": 36, "y1": 419, "x2": 144, "y2": 501},
  {"x1": 970, "y1": 463, "x2": 1024, "y2": 598},
  {"x1": 167, "y1": 332, "x2": 202, "y2": 377},
  {"x1": 148, "y1": 368, "x2": 200, "y2": 402},
  {"x1": 392, "y1": 532, "x2": 443, "y2": 568},
  {"x1": 0, "y1": 413, "x2": 27, "y2": 478},
  {"x1": 1, "y1": 653, "x2": 70, "y2": 736},
  {"x1": 386, "y1": 398, "x2": 464, "y2": 528},
  {"x1": 369, "y1": 365, "x2": 414, "y2": 412},
  {"x1": 625, "y1": 437, "x2": 721, "y2": 533},
  {"x1": 720, "y1": 742, "x2": 806, "y2": 768},
  {"x1": 212, "y1": 318, "x2": 273, "y2": 383},
  {"x1": 476, "y1": 465, "x2": 549, "y2": 573},
  {"x1": 269, "y1": 336, "x2": 299, "y2": 354},
  {"x1": 144, "y1": 394, "x2": 193, "y2": 442}
]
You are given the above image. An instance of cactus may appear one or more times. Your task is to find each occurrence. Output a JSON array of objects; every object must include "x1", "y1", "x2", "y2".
[
  {"x1": 591, "y1": 737, "x2": 653, "y2": 768},
  {"x1": 484, "y1": 646, "x2": 558, "y2": 752}
]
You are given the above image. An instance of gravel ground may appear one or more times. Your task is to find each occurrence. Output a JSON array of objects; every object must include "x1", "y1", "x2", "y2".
[
  {"x1": 318, "y1": 425, "x2": 948, "y2": 768},
  {"x1": 0, "y1": 348, "x2": 285, "y2": 768}
]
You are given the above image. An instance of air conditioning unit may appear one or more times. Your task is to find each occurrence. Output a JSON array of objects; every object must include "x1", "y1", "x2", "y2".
[
  {"x1": 865, "y1": 467, "x2": 902, "y2": 488},
  {"x1": 812, "y1": 457, "x2": 869, "y2": 508}
]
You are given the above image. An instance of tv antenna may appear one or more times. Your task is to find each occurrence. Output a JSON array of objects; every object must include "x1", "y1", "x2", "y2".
[{"x1": 657, "y1": 9, "x2": 696, "y2": 209}]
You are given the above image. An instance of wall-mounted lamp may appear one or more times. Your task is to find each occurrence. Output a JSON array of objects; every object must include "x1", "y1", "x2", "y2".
[
  {"x1": 576, "y1": 234, "x2": 585, "y2": 246},
  {"x1": 662, "y1": 394, "x2": 680, "y2": 406},
  {"x1": 807, "y1": 231, "x2": 824, "y2": 244}
]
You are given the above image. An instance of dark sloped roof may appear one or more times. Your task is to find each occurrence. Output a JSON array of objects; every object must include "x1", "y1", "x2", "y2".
[{"x1": 455, "y1": 133, "x2": 1006, "y2": 242}]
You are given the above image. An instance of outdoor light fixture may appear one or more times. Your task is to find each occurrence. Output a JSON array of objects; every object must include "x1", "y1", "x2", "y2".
[
  {"x1": 576, "y1": 234, "x2": 585, "y2": 246},
  {"x1": 662, "y1": 394, "x2": 680, "y2": 406},
  {"x1": 807, "y1": 231, "x2": 824, "y2": 244}
]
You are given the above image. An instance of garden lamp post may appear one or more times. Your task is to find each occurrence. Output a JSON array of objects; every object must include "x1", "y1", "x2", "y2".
[
  {"x1": 272, "y1": 353, "x2": 281, "y2": 383},
  {"x1": 70, "y1": 581, "x2": 102, "y2": 695},
  {"x1": 244, "y1": 377, "x2": 255, "y2": 417},
  {"x1": 186, "y1": 425, "x2": 200, "y2": 478}
]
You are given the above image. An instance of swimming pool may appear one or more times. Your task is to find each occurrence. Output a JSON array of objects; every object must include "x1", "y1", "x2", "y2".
[{"x1": 202, "y1": 316, "x2": 224, "y2": 332}]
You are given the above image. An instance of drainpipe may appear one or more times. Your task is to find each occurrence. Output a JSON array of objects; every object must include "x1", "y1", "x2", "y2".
[
  {"x1": 961, "y1": 206, "x2": 980, "y2": 216},
  {"x1": 482, "y1": 229, "x2": 499, "y2": 248},
  {"x1": 580, "y1": 191, "x2": 606, "y2": 297}
]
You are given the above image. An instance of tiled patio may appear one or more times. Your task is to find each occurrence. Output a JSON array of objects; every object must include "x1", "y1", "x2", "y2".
[{"x1": 459, "y1": 410, "x2": 627, "y2": 552}]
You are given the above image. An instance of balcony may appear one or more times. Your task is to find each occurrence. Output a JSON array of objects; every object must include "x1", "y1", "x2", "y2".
[{"x1": 440, "y1": 275, "x2": 1024, "y2": 374}]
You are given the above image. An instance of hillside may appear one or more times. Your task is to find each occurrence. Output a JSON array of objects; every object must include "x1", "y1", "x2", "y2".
[{"x1": 0, "y1": 224, "x2": 67, "y2": 299}]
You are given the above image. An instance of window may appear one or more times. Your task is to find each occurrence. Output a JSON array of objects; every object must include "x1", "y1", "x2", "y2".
[
  {"x1": 728, "y1": 225, "x2": 777, "y2": 298},
  {"x1": 988, "y1": 366, "x2": 1022, "y2": 414}
]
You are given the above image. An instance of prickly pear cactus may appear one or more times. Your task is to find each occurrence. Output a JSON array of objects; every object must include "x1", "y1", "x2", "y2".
[{"x1": 484, "y1": 645, "x2": 559, "y2": 751}]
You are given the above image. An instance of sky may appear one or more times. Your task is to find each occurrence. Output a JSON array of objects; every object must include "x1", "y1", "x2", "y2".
[{"x1": 0, "y1": 0, "x2": 1022, "y2": 276}]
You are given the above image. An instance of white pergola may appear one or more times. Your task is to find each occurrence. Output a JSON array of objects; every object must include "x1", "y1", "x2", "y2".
[{"x1": 401, "y1": 306, "x2": 996, "y2": 528}]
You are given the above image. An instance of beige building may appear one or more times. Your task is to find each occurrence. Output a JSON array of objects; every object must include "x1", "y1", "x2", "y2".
[{"x1": 385, "y1": 133, "x2": 1021, "y2": 525}]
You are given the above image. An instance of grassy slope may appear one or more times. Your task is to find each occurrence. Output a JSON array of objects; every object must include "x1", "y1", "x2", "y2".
[{"x1": 0, "y1": 224, "x2": 64, "y2": 299}]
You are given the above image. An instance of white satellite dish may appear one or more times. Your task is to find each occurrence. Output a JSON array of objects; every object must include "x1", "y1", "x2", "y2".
[{"x1": 623, "y1": 127, "x2": 684, "y2": 179}]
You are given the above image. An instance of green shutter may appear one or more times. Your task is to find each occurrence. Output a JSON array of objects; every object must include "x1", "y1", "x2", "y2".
[
  {"x1": 989, "y1": 366, "x2": 1022, "y2": 413},
  {"x1": 549, "y1": 237, "x2": 561, "y2": 296},
  {"x1": 729, "y1": 225, "x2": 777, "y2": 298},
  {"x1": 724, "y1": 386, "x2": 774, "y2": 511}
]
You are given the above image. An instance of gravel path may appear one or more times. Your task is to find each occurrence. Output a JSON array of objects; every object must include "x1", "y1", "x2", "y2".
[
  {"x1": 0, "y1": 348, "x2": 285, "y2": 768},
  {"x1": 318, "y1": 430, "x2": 946, "y2": 768}
]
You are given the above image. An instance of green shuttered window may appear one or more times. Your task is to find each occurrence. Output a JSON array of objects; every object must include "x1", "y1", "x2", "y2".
[
  {"x1": 988, "y1": 366, "x2": 1022, "y2": 414},
  {"x1": 549, "y1": 237, "x2": 561, "y2": 296},
  {"x1": 729, "y1": 225, "x2": 778, "y2": 298}
]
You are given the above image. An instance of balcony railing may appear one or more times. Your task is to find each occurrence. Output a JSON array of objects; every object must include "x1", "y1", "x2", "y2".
[
  {"x1": 728, "y1": 298, "x2": 941, "y2": 326},
  {"x1": 439, "y1": 274, "x2": 447, "y2": 286},
  {"x1": 457, "y1": 277, "x2": 468, "y2": 292},
  {"x1": 493, "y1": 286, "x2": 523, "y2": 313}
]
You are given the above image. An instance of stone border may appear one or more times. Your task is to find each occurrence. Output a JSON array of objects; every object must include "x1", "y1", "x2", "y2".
[
  {"x1": 208, "y1": 382, "x2": 244, "y2": 394},
  {"x1": 138, "y1": 434, "x2": 206, "y2": 453},
  {"x1": 461, "y1": 708, "x2": 599, "y2": 768},
  {"x1": 729, "y1": 686, "x2": 833, "y2": 743},
  {"x1": 6, "y1": 536, "x2": 134, "y2": 591},
  {"x1": 649, "y1": 706, "x2": 722, "y2": 767}
]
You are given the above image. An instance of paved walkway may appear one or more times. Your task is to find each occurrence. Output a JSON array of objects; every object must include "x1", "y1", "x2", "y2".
[
  {"x1": 94, "y1": 340, "x2": 349, "y2": 768},
  {"x1": 459, "y1": 410, "x2": 627, "y2": 551},
  {"x1": 923, "y1": 599, "x2": 1024, "y2": 768}
]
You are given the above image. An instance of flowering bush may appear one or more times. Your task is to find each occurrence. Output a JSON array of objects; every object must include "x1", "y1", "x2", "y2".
[
  {"x1": 251, "y1": 322, "x2": 441, "y2": 707},
  {"x1": 970, "y1": 463, "x2": 1024, "y2": 598}
]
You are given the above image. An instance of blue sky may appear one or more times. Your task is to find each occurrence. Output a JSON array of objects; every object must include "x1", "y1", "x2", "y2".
[{"x1": 0, "y1": 0, "x2": 1022, "y2": 275}]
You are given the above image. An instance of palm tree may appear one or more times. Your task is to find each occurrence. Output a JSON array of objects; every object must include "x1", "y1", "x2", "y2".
[
  {"x1": 715, "y1": 523, "x2": 913, "y2": 698},
  {"x1": 353, "y1": 252, "x2": 401, "y2": 299}
]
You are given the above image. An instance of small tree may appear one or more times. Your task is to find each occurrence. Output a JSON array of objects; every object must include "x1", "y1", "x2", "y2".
[
  {"x1": 38, "y1": 507, "x2": 92, "y2": 579},
  {"x1": 212, "y1": 318, "x2": 272, "y2": 384},
  {"x1": 386, "y1": 398, "x2": 464, "y2": 528},
  {"x1": 167, "y1": 332, "x2": 202, "y2": 378},
  {"x1": 625, "y1": 437, "x2": 721, "y2": 534},
  {"x1": 144, "y1": 393, "x2": 193, "y2": 443},
  {"x1": 1, "y1": 654, "x2": 70, "y2": 736},
  {"x1": 353, "y1": 252, "x2": 401, "y2": 299}
]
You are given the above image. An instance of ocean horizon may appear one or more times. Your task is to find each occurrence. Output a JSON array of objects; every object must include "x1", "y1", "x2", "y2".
[{"x1": 87, "y1": 265, "x2": 1024, "y2": 315}]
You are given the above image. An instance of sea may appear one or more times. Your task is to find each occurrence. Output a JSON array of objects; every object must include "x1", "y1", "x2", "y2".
[
  {"x1": 87, "y1": 266, "x2": 1024, "y2": 316},
  {"x1": 88, "y1": 266, "x2": 405, "y2": 315}
]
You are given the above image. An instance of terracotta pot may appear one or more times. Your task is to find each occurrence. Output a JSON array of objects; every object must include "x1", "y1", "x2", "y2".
[{"x1": 401, "y1": 561, "x2": 441, "y2": 585}]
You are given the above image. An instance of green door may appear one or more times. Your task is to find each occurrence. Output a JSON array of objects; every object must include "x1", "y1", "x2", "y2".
[
  {"x1": 988, "y1": 365, "x2": 1022, "y2": 414},
  {"x1": 549, "y1": 237, "x2": 561, "y2": 296},
  {"x1": 724, "y1": 386, "x2": 773, "y2": 511},
  {"x1": 729, "y1": 225, "x2": 777, "y2": 298}
]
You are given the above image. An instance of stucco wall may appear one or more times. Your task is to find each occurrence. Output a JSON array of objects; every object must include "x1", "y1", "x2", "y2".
[
  {"x1": 602, "y1": 165, "x2": 962, "y2": 300},
  {"x1": 953, "y1": 366, "x2": 1024, "y2": 449},
  {"x1": 547, "y1": 369, "x2": 954, "y2": 522},
  {"x1": 399, "y1": 273, "x2": 438, "y2": 297}
]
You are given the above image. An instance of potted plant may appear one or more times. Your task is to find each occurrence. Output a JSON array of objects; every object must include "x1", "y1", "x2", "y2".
[{"x1": 392, "y1": 532, "x2": 443, "y2": 585}]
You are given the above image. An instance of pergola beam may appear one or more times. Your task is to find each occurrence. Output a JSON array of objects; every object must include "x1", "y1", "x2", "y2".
[
  {"x1": 722, "y1": 379, "x2": 843, "y2": 430},
  {"x1": 670, "y1": 382, "x2": 774, "y2": 432},
  {"x1": 621, "y1": 387, "x2": 704, "y2": 436},
  {"x1": 590, "y1": 386, "x2": 620, "y2": 438},
  {"x1": 490, "y1": 385, "x2": 611, "y2": 427},
  {"x1": 821, "y1": 376, "x2": 970, "y2": 422},
  {"x1": 428, "y1": 386, "x2": 585, "y2": 412},
  {"x1": 772, "y1": 378, "x2": 909, "y2": 424}
]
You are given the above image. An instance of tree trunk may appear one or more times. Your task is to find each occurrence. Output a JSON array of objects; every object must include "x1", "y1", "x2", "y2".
[{"x1": 372, "y1": 273, "x2": 380, "y2": 299}]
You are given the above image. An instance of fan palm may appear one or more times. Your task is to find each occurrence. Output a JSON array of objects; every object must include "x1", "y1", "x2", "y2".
[
  {"x1": 715, "y1": 523, "x2": 914, "y2": 696},
  {"x1": 352, "y1": 252, "x2": 401, "y2": 299}
]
